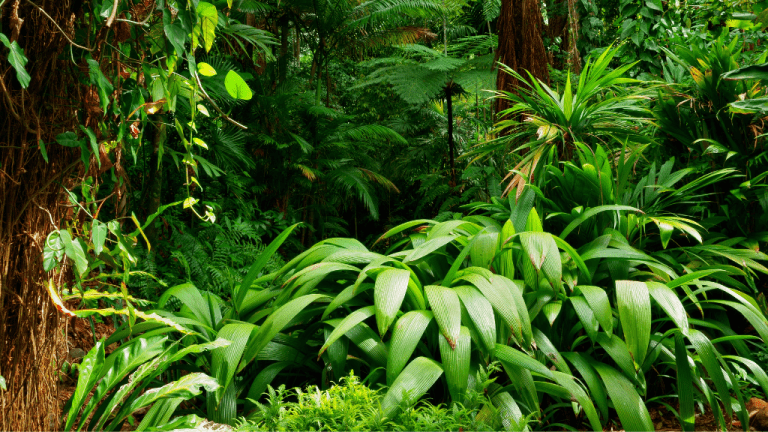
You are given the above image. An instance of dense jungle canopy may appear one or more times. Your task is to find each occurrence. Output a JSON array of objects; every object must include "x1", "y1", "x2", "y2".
[{"x1": 1, "y1": 0, "x2": 768, "y2": 430}]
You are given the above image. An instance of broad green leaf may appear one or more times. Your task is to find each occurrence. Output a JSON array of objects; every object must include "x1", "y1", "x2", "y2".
[
  {"x1": 647, "y1": 282, "x2": 689, "y2": 336},
  {"x1": 236, "y1": 224, "x2": 298, "y2": 311},
  {"x1": 374, "y1": 269, "x2": 411, "y2": 335},
  {"x1": 245, "y1": 362, "x2": 292, "y2": 406},
  {"x1": 225, "y1": 70, "x2": 253, "y2": 100},
  {"x1": 616, "y1": 280, "x2": 651, "y2": 367},
  {"x1": 64, "y1": 340, "x2": 105, "y2": 431},
  {"x1": 196, "y1": 2, "x2": 218, "y2": 52},
  {"x1": 559, "y1": 205, "x2": 641, "y2": 239},
  {"x1": 56, "y1": 131, "x2": 82, "y2": 148},
  {"x1": 495, "y1": 344, "x2": 553, "y2": 378},
  {"x1": 439, "y1": 326, "x2": 471, "y2": 401},
  {"x1": 0, "y1": 34, "x2": 30, "y2": 87},
  {"x1": 562, "y1": 352, "x2": 609, "y2": 422},
  {"x1": 576, "y1": 285, "x2": 612, "y2": 336},
  {"x1": 319, "y1": 305, "x2": 375, "y2": 357},
  {"x1": 197, "y1": 62, "x2": 217, "y2": 76},
  {"x1": 722, "y1": 62, "x2": 768, "y2": 81},
  {"x1": 520, "y1": 232, "x2": 562, "y2": 289},
  {"x1": 381, "y1": 357, "x2": 443, "y2": 417},
  {"x1": 126, "y1": 373, "x2": 219, "y2": 415},
  {"x1": 491, "y1": 391, "x2": 526, "y2": 431},
  {"x1": 570, "y1": 296, "x2": 599, "y2": 340},
  {"x1": 457, "y1": 273, "x2": 522, "y2": 343},
  {"x1": 242, "y1": 294, "x2": 327, "y2": 367},
  {"x1": 591, "y1": 362, "x2": 653, "y2": 432},
  {"x1": 425, "y1": 285, "x2": 461, "y2": 348},
  {"x1": 387, "y1": 310, "x2": 433, "y2": 385},
  {"x1": 533, "y1": 328, "x2": 571, "y2": 374},
  {"x1": 454, "y1": 286, "x2": 496, "y2": 354},
  {"x1": 136, "y1": 397, "x2": 185, "y2": 430},
  {"x1": 551, "y1": 371, "x2": 602, "y2": 432},
  {"x1": 675, "y1": 334, "x2": 695, "y2": 431},
  {"x1": 470, "y1": 230, "x2": 499, "y2": 268},
  {"x1": 404, "y1": 235, "x2": 457, "y2": 263},
  {"x1": 595, "y1": 333, "x2": 636, "y2": 380},
  {"x1": 687, "y1": 329, "x2": 732, "y2": 420},
  {"x1": 92, "y1": 220, "x2": 107, "y2": 255},
  {"x1": 59, "y1": 230, "x2": 89, "y2": 277},
  {"x1": 158, "y1": 283, "x2": 216, "y2": 331},
  {"x1": 212, "y1": 324, "x2": 255, "y2": 405},
  {"x1": 86, "y1": 58, "x2": 114, "y2": 111}
]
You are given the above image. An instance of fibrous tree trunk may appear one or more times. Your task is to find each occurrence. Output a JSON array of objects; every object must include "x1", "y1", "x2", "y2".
[
  {"x1": 495, "y1": 0, "x2": 550, "y2": 115},
  {"x1": 0, "y1": 1, "x2": 84, "y2": 430}
]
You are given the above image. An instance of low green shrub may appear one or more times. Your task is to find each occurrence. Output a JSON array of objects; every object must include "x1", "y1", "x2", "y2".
[{"x1": 236, "y1": 372, "x2": 496, "y2": 432}]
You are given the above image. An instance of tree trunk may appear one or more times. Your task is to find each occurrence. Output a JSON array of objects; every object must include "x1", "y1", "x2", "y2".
[
  {"x1": 446, "y1": 82, "x2": 455, "y2": 187},
  {"x1": 0, "y1": 1, "x2": 83, "y2": 430},
  {"x1": 495, "y1": 0, "x2": 550, "y2": 115},
  {"x1": 144, "y1": 117, "x2": 167, "y2": 247}
]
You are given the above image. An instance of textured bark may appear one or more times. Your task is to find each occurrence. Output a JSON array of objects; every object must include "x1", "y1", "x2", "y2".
[
  {"x1": 495, "y1": 0, "x2": 550, "y2": 114},
  {"x1": 0, "y1": 1, "x2": 83, "y2": 429}
]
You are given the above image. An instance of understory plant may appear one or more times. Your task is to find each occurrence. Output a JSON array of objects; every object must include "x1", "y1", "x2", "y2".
[{"x1": 219, "y1": 179, "x2": 768, "y2": 431}]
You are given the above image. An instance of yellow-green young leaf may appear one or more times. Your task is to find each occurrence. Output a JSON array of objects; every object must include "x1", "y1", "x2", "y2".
[
  {"x1": 197, "y1": 104, "x2": 210, "y2": 116},
  {"x1": 192, "y1": 137, "x2": 208, "y2": 149},
  {"x1": 616, "y1": 280, "x2": 651, "y2": 368},
  {"x1": 425, "y1": 285, "x2": 461, "y2": 348},
  {"x1": 591, "y1": 362, "x2": 654, "y2": 432},
  {"x1": 374, "y1": 269, "x2": 410, "y2": 336},
  {"x1": 439, "y1": 326, "x2": 471, "y2": 402},
  {"x1": 225, "y1": 70, "x2": 253, "y2": 100},
  {"x1": 525, "y1": 207, "x2": 543, "y2": 232},
  {"x1": 196, "y1": 2, "x2": 218, "y2": 52},
  {"x1": 387, "y1": 310, "x2": 433, "y2": 385},
  {"x1": 183, "y1": 197, "x2": 198, "y2": 209},
  {"x1": 197, "y1": 62, "x2": 217, "y2": 76},
  {"x1": 381, "y1": 357, "x2": 443, "y2": 417}
]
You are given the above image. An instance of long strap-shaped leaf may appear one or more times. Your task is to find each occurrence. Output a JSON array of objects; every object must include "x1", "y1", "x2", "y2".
[
  {"x1": 616, "y1": 280, "x2": 651, "y2": 368},
  {"x1": 674, "y1": 334, "x2": 695, "y2": 431},
  {"x1": 381, "y1": 357, "x2": 444, "y2": 418},
  {"x1": 439, "y1": 326, "x2": 471, "y2": 402},
  {"x1": 241, "y1": 294, "x2": 328, "y2": 370},
  {"x1": 590, "y1": 361, "x2": 653, "y2": 432},
  {"x1": 562, "y1": 352, "x2": 609, "y2": 423},
  {"x1": 425, "y1": 285, "x2": 461, "y2": 348},
  {"x1": 387, "y1": 310, "x2": 433, "y2": 385},
  {"x1": 374, "y1": 268, "x2": 411, "y2": 336},
  {"x1": 64, "y1": 340, "x2": 105, "y2": 432},
  {"x1": 235, "y1": 224, "x2": 298, "y2": 312},
  {"x1": 454, "y1": 286, "x2": 496, "y2": 354},
  {"x1": 126, "y1": 373, "x2": 219, "y2": 420},
  {"x1": 551, "y1": 371, "x2": 602, "y2": 431},
  {"x1": 319, "y1": 305, "x2": 375, "y2": 357}
]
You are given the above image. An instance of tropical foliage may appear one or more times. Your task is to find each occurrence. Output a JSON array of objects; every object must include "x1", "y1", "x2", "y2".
[{"x1": 2, "y1": 0, "x2": 768, "y2": 430}]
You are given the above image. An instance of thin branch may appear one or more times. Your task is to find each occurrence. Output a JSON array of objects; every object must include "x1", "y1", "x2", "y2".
[
  {"x1": 105, "y1": 0, "x2": 119, "y2": 27},
  {"x1": 24, "y1": 0, "x2": 93, "y2": 51},
  {"x1": 193, "y1": 72, "x2": 248, "y2": 130}
]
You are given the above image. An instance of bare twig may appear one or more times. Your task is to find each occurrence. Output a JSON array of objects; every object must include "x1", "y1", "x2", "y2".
[
  {"x1": 104, "y1": 0, "x2": 119, "y2": 27},
  {"x1": 193, "y1": 72, "x2": 248, "y2": 130},
  {"x1": 33, "y1": 200, "x2": 58, "y2": 230},
  {"x1": 24, "y1": 0, "x2": 93, "y2": 51}
]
